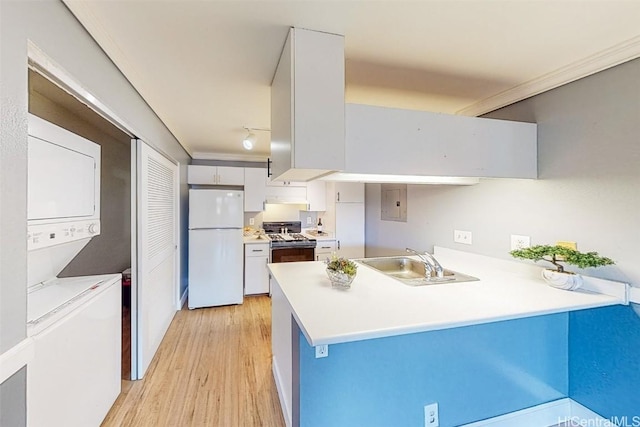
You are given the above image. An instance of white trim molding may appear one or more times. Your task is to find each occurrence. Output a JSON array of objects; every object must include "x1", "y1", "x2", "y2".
[
  {"x1": 461, "y1": 398, "x2": 605, "y2": 427},
  {"x1": 0, "y1": 338, "x2": 35, "y2": 384},
  {"x1": 458, "y1": 35, "x2": 640, "y2": 117},
  {"x1": 192, "y1": 151, "x2": 269, "y2": 162}
]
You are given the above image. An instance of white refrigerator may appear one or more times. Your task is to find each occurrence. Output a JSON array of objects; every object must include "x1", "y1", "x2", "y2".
[{"x1": 188, "y1": 189, "x2": 244, "y2": 308}]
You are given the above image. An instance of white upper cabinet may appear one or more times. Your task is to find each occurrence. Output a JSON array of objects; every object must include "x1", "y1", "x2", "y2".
[
  {"x1": 188, "y1": 165, "x2": 244, "y2": 185},
  {"x1": 344, "y1": 104, "x2": 538, "y2": 179},
  {"x1": 306, "y1": 180, "x2": 327, "y2": 211},
  {"x1": 334, "y1": 182, "x2": 364, "y2": 203},
  {"x1": 270, "y1": 28, "x2": 345, "y2": 182},
  {"x1": 244, "y1": 168, "x2": 267, "y2": 212}
]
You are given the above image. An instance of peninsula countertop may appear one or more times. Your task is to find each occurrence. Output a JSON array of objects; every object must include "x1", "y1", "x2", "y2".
[{"x1": 268, "y1": 247, "x2": 625, "y2": 346}]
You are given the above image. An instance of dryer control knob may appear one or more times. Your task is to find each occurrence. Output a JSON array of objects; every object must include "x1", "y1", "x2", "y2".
[{"x1": 88, "y1": 223, "x2": 97, "y2": 234}]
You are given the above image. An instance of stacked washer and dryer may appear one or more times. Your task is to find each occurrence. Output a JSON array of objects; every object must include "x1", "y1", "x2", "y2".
[{"x1": 26, "y1": 114, "x2": 121, "y2": 427}]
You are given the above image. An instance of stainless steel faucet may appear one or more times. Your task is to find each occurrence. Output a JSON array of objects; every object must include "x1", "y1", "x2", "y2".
[{"x1": 406, "y1": 248, "x2": 444, "y2": 279}]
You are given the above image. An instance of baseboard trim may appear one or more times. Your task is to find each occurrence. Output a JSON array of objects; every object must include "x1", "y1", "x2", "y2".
[
  {"x1": 272, "y1": 356, "x2": 292, "y2": 427},
  {"x1": 179, "y1": 288, "x2": 188, "y2": 310},
  {"x1": 461, "y1": 398, "x2": 605, "y2": 427}
]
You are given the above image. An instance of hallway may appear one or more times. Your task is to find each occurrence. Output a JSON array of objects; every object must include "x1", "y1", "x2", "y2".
[{"x1": 102, "y1": 296, "x2": 285, "y2": 427}]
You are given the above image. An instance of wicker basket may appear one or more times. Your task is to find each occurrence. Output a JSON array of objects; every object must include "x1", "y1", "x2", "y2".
[{"x1": 326, "y1": 268, "x2": 355, "y2": 289}]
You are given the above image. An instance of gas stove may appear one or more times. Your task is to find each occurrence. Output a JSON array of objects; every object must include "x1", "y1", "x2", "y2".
[{"x1": 263, "y1": 222, "x2": 317, "y2": 249}]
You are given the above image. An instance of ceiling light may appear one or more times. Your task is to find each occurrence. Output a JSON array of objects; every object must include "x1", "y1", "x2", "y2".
[
  {"x1": 242, "y1": 131, "x2": 257, "y2": 150},
  {"x1": 242, "y1": 126, "x2": 270, "y2": 151}
]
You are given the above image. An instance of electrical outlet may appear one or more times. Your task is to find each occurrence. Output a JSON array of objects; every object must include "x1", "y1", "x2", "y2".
[
  {"x1": 424, "y1": 403, "x2": 439, "y2": 427},
  {"x1": 454, "y1": 230, "x2": 472, "y2": 245},
  {"x1": 315, "y1": 344, "x2": 328, "y2": 358},
  {"x1": 307, "y1": 216, "x2": 313, "y2": 225},
  {"x1": 249, "y1": 218, "x2": 255, "y2": 226},
  {"x1": 510, "y1": 234, "x2": 530, "y2": 250}
]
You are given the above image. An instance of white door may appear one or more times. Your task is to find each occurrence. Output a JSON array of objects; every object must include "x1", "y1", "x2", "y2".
[
  {"x1": 132, "y1": 139, "x2": 179, "y2": 379},
  {"x1": 335, "y1": 203, "x2": 365, "y2": 259}
]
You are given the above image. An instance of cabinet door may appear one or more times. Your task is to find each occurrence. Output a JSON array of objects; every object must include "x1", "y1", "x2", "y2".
[
  {"x1": 335, "y1": 203, "x2": 364, "y2": 259},
  {"x1": 244, "y1": 256, "x2": 270, "y2": 295},
  {"x1": 217, "y1": 166, "x2": 245, "y2": 185},
  {"x1": 335, "y1": 182, "x2": 365, "y2": 203},
  {"x1": 306, "y1": 180, "x2": 326, "y2": 211},
  {"x1": 187, "y1": 165, "x2": 217, "y2": 184},
  {"x1": 188, "y1": 165, "x2": 244, "y2": 185},
  {"x1": 244, "y1": 168, "x2": 267, "y2": 211}
]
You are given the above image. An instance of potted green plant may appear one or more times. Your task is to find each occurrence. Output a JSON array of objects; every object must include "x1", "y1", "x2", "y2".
[
  {"x1": 325, "y1": 254, "x2": 358, "y2": 289},
  {"x1": 510, "y1": 245, "x2": 614, "y2": 290}
]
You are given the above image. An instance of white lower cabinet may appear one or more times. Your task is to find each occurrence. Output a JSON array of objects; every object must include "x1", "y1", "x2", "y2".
[
  {"x1": 315, "y1": 240, "x2": 336, "y2": 261},
  {"x1": 244, "y1": 243, "x2": 270, "y2": 295}
]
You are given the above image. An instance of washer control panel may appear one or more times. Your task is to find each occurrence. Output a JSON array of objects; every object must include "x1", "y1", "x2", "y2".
[{"x1": 27, "y1": 219, "x2": 101, "y2": 251}]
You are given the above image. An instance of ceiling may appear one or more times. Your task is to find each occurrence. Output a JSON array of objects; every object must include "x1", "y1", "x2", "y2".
[{"x1": 63, "y1": 1, "x2": 640, "y2": 160}]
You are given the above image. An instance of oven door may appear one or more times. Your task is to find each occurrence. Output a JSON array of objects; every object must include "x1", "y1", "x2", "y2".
[{"x1": 271, "y1": 247, "x2": 315, "y2": 263}]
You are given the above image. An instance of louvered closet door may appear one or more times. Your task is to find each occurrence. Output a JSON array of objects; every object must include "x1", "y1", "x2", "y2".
[{"x1": 134, "y1": 140, "x2": 178, "y2": 378}]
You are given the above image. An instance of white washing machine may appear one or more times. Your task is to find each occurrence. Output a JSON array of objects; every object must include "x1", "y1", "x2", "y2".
[{"x1": 26, "y1": 114, "x2": 121, "y2": 426}]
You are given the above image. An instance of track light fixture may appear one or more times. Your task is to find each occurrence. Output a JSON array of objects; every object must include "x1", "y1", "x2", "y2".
[{"x1": 242, "y1": 126, "x2": 270, "y2": 151}]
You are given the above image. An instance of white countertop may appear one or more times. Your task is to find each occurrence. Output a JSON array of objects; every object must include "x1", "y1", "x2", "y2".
[
  {"x1": 268, "y1": 247, "x2": 625, "y2": 346},
  {"x1": 243, "y1": 235, "x2": 271, "y2": 244}
]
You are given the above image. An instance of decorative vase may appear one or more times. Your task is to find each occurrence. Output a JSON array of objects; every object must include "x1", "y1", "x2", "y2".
[
  {"x1": 326, "y1": 268, "x2": 355, "y2": 289},
  {"x1": 541, "y1": 269, "x2": 582, "y2": 290}
]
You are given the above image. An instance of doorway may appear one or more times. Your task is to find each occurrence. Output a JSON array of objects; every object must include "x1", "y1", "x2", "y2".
[{"x1": 28, "y1": 69, "x2": 135, "y2": 378}]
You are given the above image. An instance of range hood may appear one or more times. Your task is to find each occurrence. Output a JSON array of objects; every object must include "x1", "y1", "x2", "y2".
[{"x1": 265, "y1": 197, "x2": 309, "y2": 205}]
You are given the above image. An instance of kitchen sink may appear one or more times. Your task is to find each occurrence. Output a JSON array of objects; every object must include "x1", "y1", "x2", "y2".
[{"x1": 356, "y1": 256, "x2": 479, "y2": 286}]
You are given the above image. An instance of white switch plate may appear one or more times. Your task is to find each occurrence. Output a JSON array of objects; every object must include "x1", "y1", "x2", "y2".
[
  {"x1": 307, "y1": 216, "x2": 313, "y2": 225},
  {"x1": 315, "y1": 344, "x2": 328, "y2": 358},
  {"x1": 249, "y1": 218, "x2": 255, "y2": 226},
  {"x1": 424, "y1": 402, "x2": 439, "y2": 427},
  {"x1": 510, "y1": 234, "x2": 531, "y2": 250},
  {"x1": 454, "y1": 230, "x2": 472, "y2": 245}
]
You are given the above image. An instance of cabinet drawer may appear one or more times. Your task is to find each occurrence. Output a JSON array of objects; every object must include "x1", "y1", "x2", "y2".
[
  {"x1": 316, "y1": 241, "x2": 336, "y2": 253},
  {"x1": 315, "y1": 240, "x2": 337, "y2": 261},
  {"x1": 245, "y1": 244, "x2": 270, "y2": 257}
]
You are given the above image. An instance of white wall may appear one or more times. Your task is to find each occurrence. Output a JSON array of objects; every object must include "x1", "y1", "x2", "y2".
[
  {"x1": 366, "y1": 57, "x2": 640, "y2": 287},
  {"x1": 1, "y1": 0, "x2": 190, "y2": 422}
]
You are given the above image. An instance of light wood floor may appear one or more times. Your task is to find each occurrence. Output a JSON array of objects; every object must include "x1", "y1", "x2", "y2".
[{"x1": 102, "y1": 296, "x2": 286, "y2": 427}]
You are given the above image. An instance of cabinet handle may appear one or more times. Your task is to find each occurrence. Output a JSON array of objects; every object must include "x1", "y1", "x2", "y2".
[
  {"x1": 337, "y1": 240, "x2": 341, "y2": 250},
  {"x1": 321, "y1": 246, "x2": 331, "y2": 249},
  {"x1": 252, "y1": 249, "x2": 264, "y2": 252},
  {"x1": 267, "y1": 158, "x2": 272, "y2": 177},
  {"x1": 337, "y1": 192, "x2": 340, "y2": 202}
]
